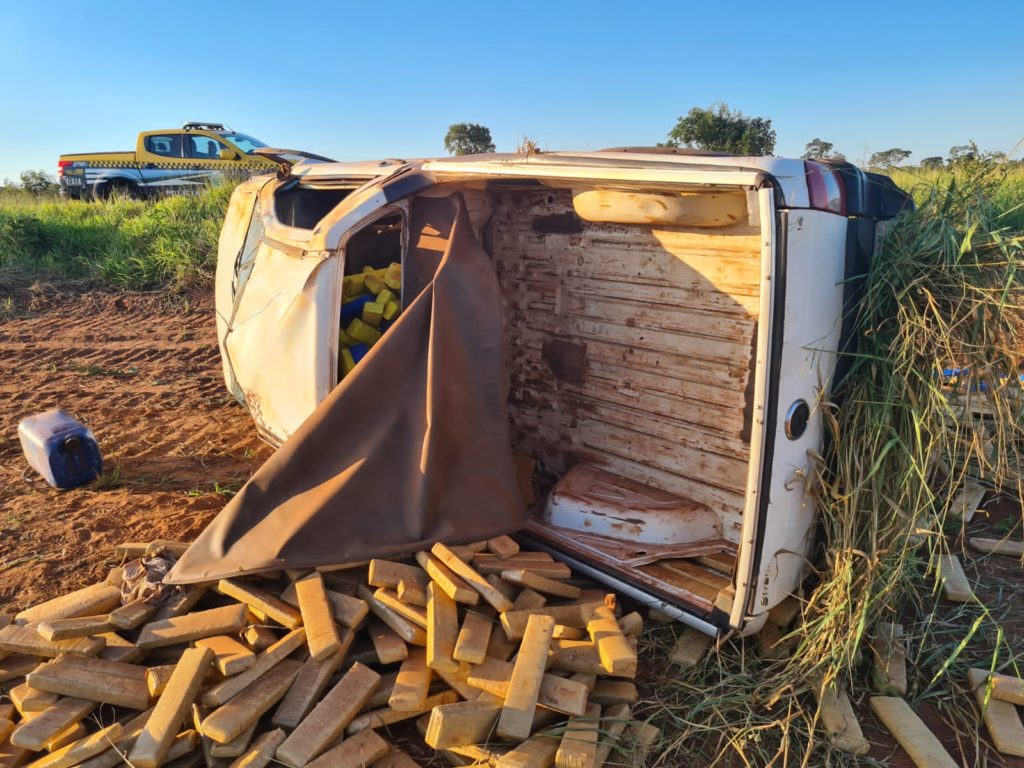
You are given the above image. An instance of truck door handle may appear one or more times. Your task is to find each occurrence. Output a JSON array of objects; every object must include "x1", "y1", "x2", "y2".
[{"x1": 144, "y1": 163, "x2": 157, "y2": 169}]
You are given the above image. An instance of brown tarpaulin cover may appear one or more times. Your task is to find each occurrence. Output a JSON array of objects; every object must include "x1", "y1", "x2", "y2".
[{"x1": 168, "y1": 193, "x2": 523, "y2": 583}]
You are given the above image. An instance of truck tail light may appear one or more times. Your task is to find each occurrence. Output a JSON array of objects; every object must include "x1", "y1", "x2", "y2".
[
  {"x1": 57, "y1": 160, "x2": 72, "y2": 177},
  {"x1": 804, "y1": 161, "x2": 846, "y2": 215}
]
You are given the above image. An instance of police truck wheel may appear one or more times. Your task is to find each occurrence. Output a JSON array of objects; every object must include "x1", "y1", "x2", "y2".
[{"x1": 93, "y1": 180, "x2": 140, "y2": 201}]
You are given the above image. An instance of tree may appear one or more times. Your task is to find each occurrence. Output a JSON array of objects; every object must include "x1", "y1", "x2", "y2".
[
  {"x1": 949, "y1": 142, "x2": 979, "y2": 164},
  {"x1": 802, "y1": 138, "x2": 836, "y2": 159},
  {"x1": 665, "y1": 103, "x2": 776, "y2": 156},
  {"x1": 444, "y1": 123, "x2": 496, "y2": 156},
  {"x1": 868, "y1": 148, "x2": 912, "y2": 168},
  {"x1": 949, "y1": 142, "x2": 1007, "y2": 166},
  {"x1": 18, "y1": 169, "x2": 58, "y2": 195},
  {"x1": 920, "y1": 156, "x2": 944, "y2": 170}
]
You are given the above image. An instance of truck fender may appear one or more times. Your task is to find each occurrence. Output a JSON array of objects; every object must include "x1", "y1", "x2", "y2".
[
  {"x1": 90, "y1": 169, "x2": 144, "y2": 199},
  {"x1": 91, "y1": 168, "x2": 144, "y2": 186}
]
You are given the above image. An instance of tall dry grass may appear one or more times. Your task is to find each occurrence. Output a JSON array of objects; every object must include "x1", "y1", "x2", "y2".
[
  {"x1": 638, "y1": 165, "x2": 1024, "y2": 766},
  {"x1": 889, "y1": 163, "x2": 1024, "y2": 229}
]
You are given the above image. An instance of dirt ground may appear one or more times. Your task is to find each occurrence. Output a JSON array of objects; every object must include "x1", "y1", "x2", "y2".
[
  {"x1": 2, "y1": 290, "x2": 1023, "y2": 766},
  {"x1": 0, "y1": 290, "x2": 271, "y2": 613}
]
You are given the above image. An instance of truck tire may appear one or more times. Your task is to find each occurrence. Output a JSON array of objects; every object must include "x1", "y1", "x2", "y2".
[{"x1": 92, "y1": 179, "x2": 141, "y2": 201}]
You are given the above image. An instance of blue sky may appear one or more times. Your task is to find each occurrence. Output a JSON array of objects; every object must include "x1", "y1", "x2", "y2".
[{"x1": 1, "y1": 0, "x2": 1021, "y2": 181}]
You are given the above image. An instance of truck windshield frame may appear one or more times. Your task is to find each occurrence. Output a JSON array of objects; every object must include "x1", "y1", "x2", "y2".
[{"x1": 220, "y1": 132, "x2": 267, "y2": 154}]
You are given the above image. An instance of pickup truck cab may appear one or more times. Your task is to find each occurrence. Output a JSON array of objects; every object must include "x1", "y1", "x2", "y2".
[
  {"x1": 58, "y1": 122, "x2": 279, "y2": 199},
  {"x1": 214, "y1": 149, "x2": 910, "y2": 635}
]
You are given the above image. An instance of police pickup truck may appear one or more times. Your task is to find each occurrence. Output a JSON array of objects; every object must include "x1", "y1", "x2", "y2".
[{"x1": 58, "y1": 122, "x2": 282, "y2": 200}]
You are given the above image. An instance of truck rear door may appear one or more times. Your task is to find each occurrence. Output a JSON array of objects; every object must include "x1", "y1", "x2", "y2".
[
  {"x1": 182, "y1": 132, "x2": 233, "y2": 185},
  {"x1": 734, "y1": 162, "x2": 912, "y2": 632},
  {"x1": 731, "y1": 200, "x2": 848, "y2": 631},
  {"x1": 137, "y1": 132, "x2": 213, "y2": 192},
  {"x1": 137, "y1": 132, "x2": 185, "y2": 191}
]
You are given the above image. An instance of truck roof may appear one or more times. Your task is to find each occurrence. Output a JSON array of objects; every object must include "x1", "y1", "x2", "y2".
[
  {"x1": 422, "y1": 150, "x2": 812, "y2": 207},
  {"x1": 290, "y1": 158, "x2": 412, "y2": 180},
  {"x1": 294, "y1": 151, "x2": 815, "y2": 208},
  {"x1": 133, "y1": 127, "x2": 223, "y2": 135}
]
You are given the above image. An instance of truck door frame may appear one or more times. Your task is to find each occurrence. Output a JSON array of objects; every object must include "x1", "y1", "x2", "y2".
[{"x1": 184, "y1": 132, "x2": 222, "y2": 160}]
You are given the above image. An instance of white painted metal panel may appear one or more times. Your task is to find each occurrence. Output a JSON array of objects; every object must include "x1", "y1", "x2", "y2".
[
  {"x1": 222, "y1": 242, "x2": 339, "y2": 444},
  {"x1": 748, "y1": 209, "x2": 848, "y2": 615},
  {"x1": 215, "y1": 179, "x2": 265, "y2": 404}
]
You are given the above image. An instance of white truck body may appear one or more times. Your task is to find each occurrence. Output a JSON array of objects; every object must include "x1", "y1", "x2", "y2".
[{"x1": 214, "y1": 149, "x2": 909, "y2": 634}]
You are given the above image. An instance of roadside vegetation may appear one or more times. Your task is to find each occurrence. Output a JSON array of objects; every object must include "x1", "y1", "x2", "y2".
[
  {"x1": 641, "y1": 163, "x2": 1024, "y2": 764},
  {"x1": 890, "y1": 163, "x2": 1024, "y2": 229},
  {"x1": 2, "y1": 163, "x2": 1021, "y2": 295},
  {"x1": 0, "y1": 184, "x2": 233, "y2": 291}
]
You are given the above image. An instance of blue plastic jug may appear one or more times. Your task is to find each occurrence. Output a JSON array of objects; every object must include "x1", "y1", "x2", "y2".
[{"x1": 18, "y1": 409, "x2": 103, "y2": 489}]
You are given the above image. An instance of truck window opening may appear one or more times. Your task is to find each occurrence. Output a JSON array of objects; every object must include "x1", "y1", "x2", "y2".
[
  {"x1": 273, "y1": 186, "x2": 354, "y2": 229},
  {"x1": 343, "y1": 213, "x2": 403, "y2": 274},
  {"x1": 220, "y1": 132, "x2": 267, "y2": 154},
  {"x1": 189, "y1": 136, "x2": 228, "y2": 159},
  {"x1": 337, "y1": 212, "x2": 405, "y2": 384},
  {"x1": 144, "y1": 134, "x2": 184, "y2": 158}
]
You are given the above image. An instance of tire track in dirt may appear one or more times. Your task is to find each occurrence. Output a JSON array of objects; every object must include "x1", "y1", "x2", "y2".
[{"x1": 0, "y1": 291, "x2": 272, "y2": 610}]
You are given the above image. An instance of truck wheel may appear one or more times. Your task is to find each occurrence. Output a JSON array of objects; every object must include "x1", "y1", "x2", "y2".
[{"x1": 93, "y1": 180, "x2": 141, "y2": 201}]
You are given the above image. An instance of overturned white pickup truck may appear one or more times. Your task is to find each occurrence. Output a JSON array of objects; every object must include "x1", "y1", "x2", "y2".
[{"x1": 202, "y1": 149, "x2": 910, "y2": 636}]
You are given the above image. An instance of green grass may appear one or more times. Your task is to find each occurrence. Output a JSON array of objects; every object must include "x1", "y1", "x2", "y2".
[
  {"x1": 0, "y1": 184, "x2": 234, "y2": 290},
  {"x1": 1, "y1": 165, "x2": 1020, "y2": 294},
  {"x1": 889, "y1": 163, "x2": 1024, "y2": 229}
]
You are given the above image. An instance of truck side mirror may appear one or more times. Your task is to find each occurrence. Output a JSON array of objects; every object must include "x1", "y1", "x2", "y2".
[{"x1": 220, "y1": 148, "x2": 240, "y2": 161}]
